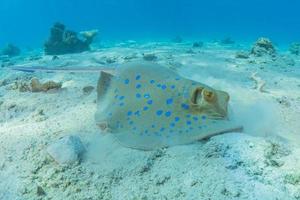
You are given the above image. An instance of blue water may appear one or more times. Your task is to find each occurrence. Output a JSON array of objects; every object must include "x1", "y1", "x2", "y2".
[{"x1": 0, "y1": 0, "x2": 300, "y2": 47}]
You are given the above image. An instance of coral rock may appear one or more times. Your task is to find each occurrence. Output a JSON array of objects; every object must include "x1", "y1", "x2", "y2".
[
  {"x1": 289, "y1": 42, "x2": 300, "y2": 55},
  {"x1": 251, "y1": 37, "x2": 276, "y2": 57},
  {"x1": 30, "y1": 78, "x2": 62, "y2": 92},
  {"x1": 44, "y1": 22, "x2": 98, "y2": 55}
]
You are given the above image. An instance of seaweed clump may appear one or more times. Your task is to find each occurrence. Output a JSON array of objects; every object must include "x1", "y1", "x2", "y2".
[
  {"x1": 44, "y1": 22, "x2": 98, "y2": 55},
  {"x1": 251, "y1": 37, "x2": 276, "y2": 57},
  {"x1": 1, "y1": 44, "x2": 21, "y2": 57}
]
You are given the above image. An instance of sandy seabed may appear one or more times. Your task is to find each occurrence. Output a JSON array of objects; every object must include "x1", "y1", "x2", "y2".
[{"x1": 0, "y1": 41, "x2": 300, "y2": 200}]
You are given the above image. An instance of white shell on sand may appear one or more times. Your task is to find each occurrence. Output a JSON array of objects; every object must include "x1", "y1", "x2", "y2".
[{"x1": 47, "y1": 135, "x2": 86, "y2": 165}]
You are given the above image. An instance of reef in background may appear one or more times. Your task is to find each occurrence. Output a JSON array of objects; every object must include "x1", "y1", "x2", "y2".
[
  {"x1": 0, "y1": 44, "x2": 21, "y2": 57},
  {"x1": 44, "y1": 22, "x2": 98, "y2": 55}
]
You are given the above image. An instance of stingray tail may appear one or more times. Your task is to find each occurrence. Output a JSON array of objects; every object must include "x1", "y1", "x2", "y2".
[{"x1": 7, "y1": 65, "x2": 116, "y2": 74}]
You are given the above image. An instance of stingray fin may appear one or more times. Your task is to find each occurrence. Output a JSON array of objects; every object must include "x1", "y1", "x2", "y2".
[{"x1": 97, "y1": 71, "x2": 114, "y2": 101}]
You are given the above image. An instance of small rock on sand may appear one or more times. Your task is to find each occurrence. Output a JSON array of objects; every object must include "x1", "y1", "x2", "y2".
[
  {"x1": 82, "y1": 86, "x2": 95, "y2": 95},
  {"x1": 143, "y1": 53, "x2": 157, "y2": 61},
  {"x1": 235, "y1": 51, "x2": 249, "y2": 59}
]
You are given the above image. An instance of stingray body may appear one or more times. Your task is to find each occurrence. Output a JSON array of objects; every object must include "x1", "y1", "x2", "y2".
[{"x1": 95, "y1": 62, "x2": 242, "y2": 150}]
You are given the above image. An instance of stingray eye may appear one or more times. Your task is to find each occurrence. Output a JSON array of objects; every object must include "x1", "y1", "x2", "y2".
[
  {"x1": 203, "y1": 89, "x2": 215, "y2": 102},
  {"x1": 191, "y1": 87, "x2": 203, "y2": 104}
]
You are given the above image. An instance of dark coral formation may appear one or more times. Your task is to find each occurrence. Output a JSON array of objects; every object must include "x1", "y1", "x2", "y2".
[
  {"x1": 172, "y1": 36, "x2": 183, "y2": 43},
  {"x1": 1, "y1": 44, "x2": 21, "y2": 57},
  {"x1": 193, "y1": 42, "x2": 204, "y2": 48},
  {"x1": 251, "y1": 38, "x2": 276, "y2": 57},
  {"x1": 289, "y1": 43, "x2": 300, "y2": 55},
  {"x1": 220, "y1": 37, "x2": 235, "y2": 45},
  {"x1": 44, "y1": 23, "x2": 98, "y2": 55}
]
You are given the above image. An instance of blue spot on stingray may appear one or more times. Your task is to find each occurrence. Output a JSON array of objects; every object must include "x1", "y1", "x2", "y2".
[
  {"x1": 165, "y1": 111, "x2": 172, "y2": 117},
  {"x1": 160, "y1": 127, "x2": 165, "y2": 132},
  {"x1": 181, "y1": 103, "x2": 190, "y2": 110},
  {"x1": 145, "y1": 130, "x2": 149, "y2": 134},
  {"x1": 136, "y1": 93, "x2": 141, "y2": 98},
  {"x1": 157, "y1": 84, "x2": 161, "y2": 87},
  {"x1": 166, "y1": 98, "x2": 173, "y2": 105},
  {"x1": 175, "y1": 77, "x2": 180, "y2": 81},
  {"x1": 156, "y1": 110, "x2": 163, "y2": 116},
  {"x1": 186, "y1": 120, "x2": 192, "y2": 125},
  {"x1": 119, "y1": 96, "x2": 125, "y2": 100},
  {"x1": 186, "y1": 114, "x2": 191, "y2": 118},
  {"x1": 150, "y1": 80, "x2": 155, "y2": 84},
  {"x1": 119, "y1": 102, "x2": 124, "y2": 106},
  {"x1": 144, "y1": 93, "x2": 150, "y2": 99},
  {"x1": 161, "y1": 85, "x2": 167, "y2": 90},
  {"x1": 135, "y1": 75, "x2": 141, "y2": 80},
  {"x1": 193, "y1": 116, "x2": 198, "y2": 121},
  {"x1": 174, "y1": 117, "x2": 180, "y2": 122},
  {"x1": 134, "y1": 111, "x2": 140, "y2": 116},
  {"x1": 127, "y1": 111, "x2": 132, "y2": 116},
  {"x1": 171, "y1": 85, "x2": 175, "y2": 89},
  {"x1": 108, "y1": 112, "x2": 112, "y2": 116},
  {"x1": 136, "y1": 84, "x2": 141, "y2": 89},
  {"x1": 151, "y1": 124, "x2": 155, "y2": 128},
  {"x1": 147, "y1": 100, "x2": 153, "y2": 105},
  {"x1": 143, "y1": 106, "x2": 149, "y2": 111},
  {"x1": 170, "y1": 123, "x2": 175, "y2": 127},
  {"x1": 192, "y1": 82, "x2": 196, "y2": 86},
  {"x1": 124, "y1": 79, "x2": 129, "y2": 84},
  {"x1": 202, "y1": 115, "x2": 207, "y2": 120},
  {"x1": 129, "y1": 121, "x2": 134, "y2": 125}
]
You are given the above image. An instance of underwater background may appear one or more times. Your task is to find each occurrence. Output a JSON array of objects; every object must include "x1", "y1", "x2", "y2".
[
  {"x1": 1, "y1": 0, "x2": 300, "y2": 200},
  {"x1": 1, "y1": 0, "x2": 300, "y2": 47}
]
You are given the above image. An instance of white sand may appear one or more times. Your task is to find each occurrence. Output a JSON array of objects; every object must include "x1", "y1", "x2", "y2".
[{"x1": 0, "y1": 42, "x2": 300, "y2": 200}]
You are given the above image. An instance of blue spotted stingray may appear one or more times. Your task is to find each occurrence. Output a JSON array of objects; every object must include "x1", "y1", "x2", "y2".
[
  {"x1": 95, "y1": 62, "x2": 242, "y2": 150},
  {"x1": 9, "y1": 62, "x2": 242, "y2": 150}
]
